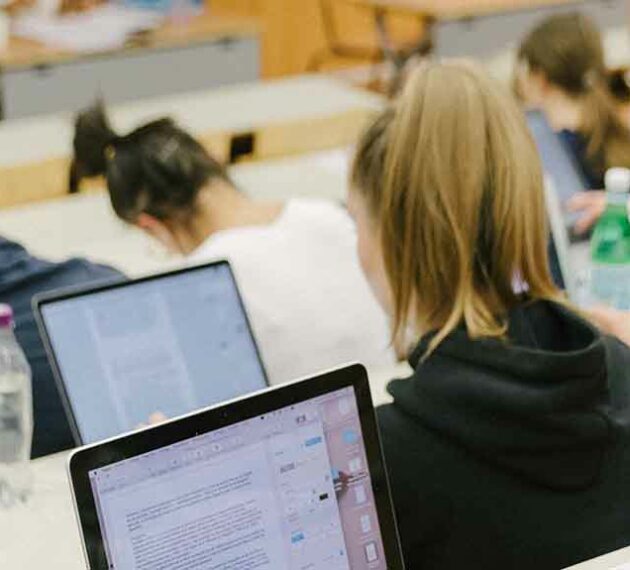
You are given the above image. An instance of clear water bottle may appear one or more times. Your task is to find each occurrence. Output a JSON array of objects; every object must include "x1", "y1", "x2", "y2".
[
  {"x1": 0, "y1": 304, "x2": 33, "y2": 508},
  {"x1": 590, "y1": 168, "x2": 630, "y2": 310}
]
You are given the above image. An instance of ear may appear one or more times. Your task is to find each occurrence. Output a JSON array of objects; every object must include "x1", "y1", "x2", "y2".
[{"x1": 136, "y1": 213, "x2": 181, "y2": 254}]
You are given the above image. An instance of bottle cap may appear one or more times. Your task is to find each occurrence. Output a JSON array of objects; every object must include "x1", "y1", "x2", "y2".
[
  {"x1": 604, "y1": 167, "x2": 630, "y2": 193},
  {"x1": 0, "y1": 304, "x2": 13, "y2": 328}
]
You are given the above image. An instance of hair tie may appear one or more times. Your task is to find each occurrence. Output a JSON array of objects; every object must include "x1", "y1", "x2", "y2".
[
  {"x1": 158, "y1": 137, "x2": 179, "y2": 162},
  {"x1": 583, "y1": 69, "x2": 599, "y2": 90},
  {"x1": 105, "y1": 145, "x2": 116, "y2": 161}
]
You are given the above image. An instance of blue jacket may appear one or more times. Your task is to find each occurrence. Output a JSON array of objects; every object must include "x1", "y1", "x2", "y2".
[{"x1": 0, "y1": 237, "x2": 124, "y2": 457}]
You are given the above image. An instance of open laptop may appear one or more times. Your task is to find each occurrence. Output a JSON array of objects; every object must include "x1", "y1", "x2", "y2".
[
  {"x1": 34, "y1": 261, "x2": 268, "y2": 445},
  {"x1": 68, "y1": 364, "x2": 405, "y2": 569},
  {"x1": 525, "y1": 109, "x2": 589, "y2": 231},
  {"x1": 525, "y1": 110, "x2": 590, "y2": 296}
]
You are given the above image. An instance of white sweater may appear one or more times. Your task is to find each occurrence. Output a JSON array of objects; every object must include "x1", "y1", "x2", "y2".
[{"x1": 188, "y1": 198, "x2": 395, "y2": 384}]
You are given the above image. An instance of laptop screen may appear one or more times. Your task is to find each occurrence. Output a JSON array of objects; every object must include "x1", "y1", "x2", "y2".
[
  {"x1": 87, "y1": 385, "x2": 388, "y2": 569},
  {"x1": 39, "y1": 263, "x2": 267, "y2": 444},
  {"x1": 525, "y1": 110, "x2": 587, "y2": 222}
]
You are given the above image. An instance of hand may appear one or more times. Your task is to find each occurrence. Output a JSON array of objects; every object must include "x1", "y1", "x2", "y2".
[
  {"x1": 586, "y1": 306, "x2": 630, "y2": 348},
  {"x1": 136, "y1": 411, "x2": 168, "y2": 429},
  {"x1": 567, "y1": 192, "x2": 606, "y2": 235}
]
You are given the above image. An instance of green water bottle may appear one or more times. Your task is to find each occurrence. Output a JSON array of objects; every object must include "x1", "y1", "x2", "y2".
[{"x1": 590, "y1": 167, "x2": 630, "y2": 310}]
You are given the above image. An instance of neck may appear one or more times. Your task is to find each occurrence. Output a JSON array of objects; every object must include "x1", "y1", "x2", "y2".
[
  {"x1": 541, "y1": 90, "x2": 583, "y2": 132},
  {"x1": 173, "y1": 181, "x2": 284, "y2": 255}
]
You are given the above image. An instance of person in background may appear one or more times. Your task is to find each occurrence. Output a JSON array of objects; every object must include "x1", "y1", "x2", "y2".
[
  {"x1": 71, "y1": 104, "x2": 394, "y2": 385},
  {"x1": 517, "y1": 12, "x2": 630, "y2": 234},
  {"x1": 349, "y1": 61, "x2": 630, "y2": 569},
  {"x1": 0, "y1": 237, "x2": 123, "y2": 457}
]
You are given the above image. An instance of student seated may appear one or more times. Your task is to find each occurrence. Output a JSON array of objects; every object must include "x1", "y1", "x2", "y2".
[
  {"x1": 518, "y1": 13, "x2": 630, "y2": 234},
  {"x1": 0, "y1": 237, "x2": 123, "y2": 457},
  {"x1": 349, "y1": 61, "x2": 630, "y2": 569},
  {"x1": 71, "y1": 104, "x2": 394, "y2": 385}
]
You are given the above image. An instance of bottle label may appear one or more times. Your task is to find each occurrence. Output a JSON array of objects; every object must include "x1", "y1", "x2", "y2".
[{"x1": 591, "y1": 263, "x2": 630, "y2": 310}]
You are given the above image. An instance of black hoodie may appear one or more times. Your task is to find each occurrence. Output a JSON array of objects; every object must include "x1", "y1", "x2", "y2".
[{"x1": 377, "y1": 300, "x2": 630, "y2": 569}]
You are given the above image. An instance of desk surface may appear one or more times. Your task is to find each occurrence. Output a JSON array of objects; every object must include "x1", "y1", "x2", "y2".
[
  {"x1": 0, "y1": 11, "x2": 260, "y2": 71},
  {"x1": 0, "y1": 75, "x2": 382, "y2": 166},
  {"x1": 566, "y1": 547, "x2": 630, "y2": 569},
  {"x1": 351, "y1": 0, "x2": 586, "y2": 20}
]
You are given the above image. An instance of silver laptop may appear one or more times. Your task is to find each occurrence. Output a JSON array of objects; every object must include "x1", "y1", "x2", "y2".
[
  {"x1": 34, "y1": 261, "x2": 268, "y2": 445},
  {"x1": 68, "y1": 364, "x2": 405, "y2": 569}
]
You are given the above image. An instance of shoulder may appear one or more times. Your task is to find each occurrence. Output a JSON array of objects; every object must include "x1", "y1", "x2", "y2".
[{"x1": 62, "y1": 258, "x2": 125, "y2": 283}]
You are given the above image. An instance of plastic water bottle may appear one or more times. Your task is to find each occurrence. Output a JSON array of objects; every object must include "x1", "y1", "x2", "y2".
[
  {"x1": 590, "y1": 168, "x2": 630, "y2": 310},
  {"x1": 0, "y1": 304, "x2": 33, "y2": 508}
]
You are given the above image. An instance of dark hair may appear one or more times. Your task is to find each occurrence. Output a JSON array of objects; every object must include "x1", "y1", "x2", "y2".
[
  {"x1": 608, "y1": 67, "x2": 630, "y2": 104},
  {"x1": 518, "y1": 12, "x2": 630, "y2": 177},
  {"x1": 70, "y1": 103, "x2": 231, "y2": 222}
]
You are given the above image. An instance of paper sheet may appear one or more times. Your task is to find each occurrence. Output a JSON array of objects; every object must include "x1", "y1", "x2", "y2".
[{"x1": 13, "y1": 5, "x2": 163, "y2": 52}]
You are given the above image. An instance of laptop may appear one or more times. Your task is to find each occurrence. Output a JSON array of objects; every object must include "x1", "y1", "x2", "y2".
[
  {"x1": 34, "y1": 261, "x2": 268, "y2": 445},
  {"x1": 525, "y1": 109, "x2": 589, "y2": 231},
  {"x1": 525, "y1": 110, "x2": 590, "y2": 295},
  {"x1": 544, "y1": 177, "x2": 577, "y2": 299},
  {"x1": 68, "y1": 364, "x2": 405, "y2": 569}
]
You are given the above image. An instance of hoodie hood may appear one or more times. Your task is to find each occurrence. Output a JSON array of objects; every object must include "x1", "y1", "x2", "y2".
[{"x1": 388, "y1": 300, "x2": 616, "y2": 491}]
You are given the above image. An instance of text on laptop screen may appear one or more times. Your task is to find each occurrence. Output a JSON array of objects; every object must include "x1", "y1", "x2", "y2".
[
  {"x1": 88, "y1": 386, "x2": 388, "y2": 569},
  {"x1": 41, "y1": 263, "x2": 266, "y2": 443}
]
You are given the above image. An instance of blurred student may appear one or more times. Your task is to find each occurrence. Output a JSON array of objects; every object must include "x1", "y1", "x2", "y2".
[
  {"x1": 518, "y1": 12, "x2": 630, "y2": 234},
  {"x1": 0, "y1": 237, "x2": 123, "y2": 457},
  {"x1": 349, "y1": 62, "x2": 630, "y2": 569},
  {"x1": 71, "y1": 104, "x2": 394, "y2": 385}
]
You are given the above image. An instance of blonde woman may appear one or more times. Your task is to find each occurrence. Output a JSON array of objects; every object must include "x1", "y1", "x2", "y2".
[{"x1": 349, "y1": 62, "x2": 630, "y2": 569}]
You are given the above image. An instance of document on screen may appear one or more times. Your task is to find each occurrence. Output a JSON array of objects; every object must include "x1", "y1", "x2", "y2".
[
  {"x1": 84, "y1": 290, "x2": 195, "y2": 430},
  {"x1": 96, "y1": 442, "x2": 288, "y2": 569}
]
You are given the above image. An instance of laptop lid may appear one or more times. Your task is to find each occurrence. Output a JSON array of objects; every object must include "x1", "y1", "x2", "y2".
[
  {"x1": 544, "y1": 177, "x2": 577, "y2": 299},
  {"x1": 525, "y1": 109, "x2": 588, "y2": 230},
  {"x1": 34, "y1": 261, "x2": 268, "y2": 446},
  {"x1": 68, "y1": 364, "x2": 405, "y2": 570}
]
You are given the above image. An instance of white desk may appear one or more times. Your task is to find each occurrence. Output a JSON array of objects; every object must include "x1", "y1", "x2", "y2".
[
  {"x1": 566, "y1": 547, "x2": 630, "y2": 569},
  {"x1": 0, "y1": 362, "x2": 411, "y2": 569},
  {"x1": 0, "y1": 76, "x2": 381, "y2": 166}
]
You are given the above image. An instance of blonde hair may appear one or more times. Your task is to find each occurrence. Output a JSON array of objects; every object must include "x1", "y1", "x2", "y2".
[
  {"x1": 351, "y1": 61, "x2": 563, "y2": 354},
  {"x1": 519, "y1": 12, "x2": 630, "y2": 178}
]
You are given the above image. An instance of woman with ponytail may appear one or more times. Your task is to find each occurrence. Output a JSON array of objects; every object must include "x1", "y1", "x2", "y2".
[
  {"x1": 70, "y1": 103, "x2": 394, "y2": 385},
  {"x1": 350, "y1": 61, "x2": 630, "y2": 569},
  {"x1": 518, "y1": 12, "x2": 630, "y2": 233}
]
